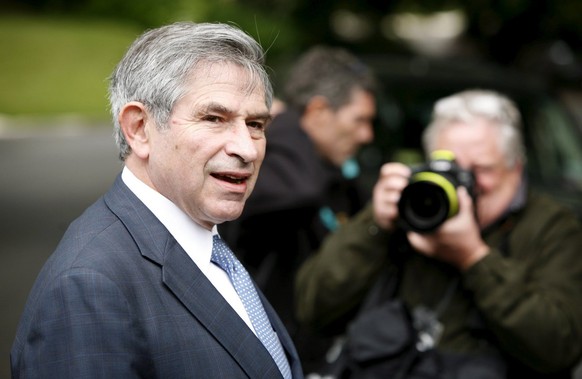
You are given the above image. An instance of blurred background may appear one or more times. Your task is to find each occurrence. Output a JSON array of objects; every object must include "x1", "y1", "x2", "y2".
[{"x1": 2, "y1": 0, "x2": 582, "y2": 377}]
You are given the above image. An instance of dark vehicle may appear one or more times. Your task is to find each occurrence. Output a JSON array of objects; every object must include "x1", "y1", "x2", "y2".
[{"x1": 357, "y1": 54, "x2": 582, "y2": 219}]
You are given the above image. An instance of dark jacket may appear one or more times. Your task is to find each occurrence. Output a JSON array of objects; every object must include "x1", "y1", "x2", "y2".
[
  {"x1": 296, "y1": 190, "x2": 582, "y2": 378},
  {"x1": 12, "y1": 174, "x2": 303, "y2": 378},
  {"x1": 219, "y1": 109, "x2": 369, "y2": 370}
]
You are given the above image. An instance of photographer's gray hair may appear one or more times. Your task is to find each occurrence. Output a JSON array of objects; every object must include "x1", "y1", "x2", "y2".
[{"x1": 422, "y1": 89, "x2": 526, "y2": 168}]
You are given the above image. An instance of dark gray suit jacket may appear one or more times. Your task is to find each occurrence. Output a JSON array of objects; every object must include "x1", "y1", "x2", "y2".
[{"x1": 11, "y1": 174, "x2": 303, "y2": 378}]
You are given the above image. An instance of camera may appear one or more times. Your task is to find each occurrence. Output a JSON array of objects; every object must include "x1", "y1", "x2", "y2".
[{"x1": 397, "y1": 150, "x2": 476, "y2": 233}]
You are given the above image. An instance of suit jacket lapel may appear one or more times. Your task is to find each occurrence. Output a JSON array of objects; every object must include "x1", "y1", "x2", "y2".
[
  {"x1": 163, "y1": 240, "x2": 283, "y2": 377},
  {"x1": 104, "y1": 174, "x2": 283, "y2": 378},
  {"x1": 259, "y1": 289, "x2": 301, "y2": 366}
]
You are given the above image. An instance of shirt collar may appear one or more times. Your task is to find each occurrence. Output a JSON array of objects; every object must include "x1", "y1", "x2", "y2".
[{"x1": 121, "y1": 166, "x2": 217, "y2": 268}]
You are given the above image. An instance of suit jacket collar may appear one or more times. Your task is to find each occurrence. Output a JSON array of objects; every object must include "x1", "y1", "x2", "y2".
[{"x1": 103, "y1": 174, "x2": 295, "y2": 378}]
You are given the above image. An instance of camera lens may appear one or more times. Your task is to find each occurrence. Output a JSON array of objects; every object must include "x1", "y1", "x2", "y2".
[
  {"x1": 396, "y1": 150, "x2": 474, "y2": 233},
  {"x1": 399, "y1": 181, "x2": 451, "y2": 232}
]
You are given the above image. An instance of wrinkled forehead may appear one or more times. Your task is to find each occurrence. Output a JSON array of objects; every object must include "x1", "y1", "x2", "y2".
[{"x1": 435, "y1": 120, "x2": 505, "y2": 166}]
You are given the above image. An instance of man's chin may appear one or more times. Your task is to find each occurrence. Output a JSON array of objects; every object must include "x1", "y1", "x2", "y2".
[{"x1": 214, "y1": 204, "x2": 245, "y2": 223}]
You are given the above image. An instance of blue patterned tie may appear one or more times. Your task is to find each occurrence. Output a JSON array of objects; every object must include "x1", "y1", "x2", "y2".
[{"x1": 211, "y1": 235, "x2": 292, "y2": 379}]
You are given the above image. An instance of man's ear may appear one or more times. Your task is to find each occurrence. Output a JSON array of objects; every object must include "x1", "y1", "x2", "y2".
[
  {"x1": 302, "y1": 95, "x2": 332, "y2": 133},
  {"x1": 118, "y1": 101, "x2": 151, "y2": 159},
  {"x1": 304, "y1": 95, "x2": 330, "y2": 116}
]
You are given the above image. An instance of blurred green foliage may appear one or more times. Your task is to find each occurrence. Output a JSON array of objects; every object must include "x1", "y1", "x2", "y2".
[
  {"x1": 2, "y1": 0, "x2": 581, "y2": 117},
  {"x1": 0, "y1": 15, "x2": 140, "y2": 117},
  {"x1": 0, "y1": 1, "x2": 300, "y2": 117}
]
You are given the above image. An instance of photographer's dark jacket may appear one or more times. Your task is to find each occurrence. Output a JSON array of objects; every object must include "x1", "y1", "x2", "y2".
[
  {"x1": 295, "y1": 190, "x2": 582, "y2": 378},
  {"x1": 219, "y1": 109, "x2": 368, "y2": 342}
]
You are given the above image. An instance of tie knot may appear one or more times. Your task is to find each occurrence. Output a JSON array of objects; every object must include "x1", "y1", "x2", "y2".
[{"x1": 211, "y1": 235, "x2": 236, "y2": 274}]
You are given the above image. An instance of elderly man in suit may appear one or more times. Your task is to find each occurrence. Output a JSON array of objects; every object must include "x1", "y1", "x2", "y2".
[{"x1": 11, "y1": 22, "x2": 302, "y2": 378}]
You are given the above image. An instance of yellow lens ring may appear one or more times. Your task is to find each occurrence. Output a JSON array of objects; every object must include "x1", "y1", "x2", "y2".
[
  {"x1": 410, "y1": 172, "x2": 459, "y2": 217},
  {"x1": 430, "y1": 150, "x2": 456, "y2": 161}
]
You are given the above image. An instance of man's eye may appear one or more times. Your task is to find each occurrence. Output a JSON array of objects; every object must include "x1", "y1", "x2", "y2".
[
  {"x1": 247, "y1": 121, "x2": 265, "y2": 130},
  {"x1": 473, "y1": 166, "x2": 496, "y2": 175},
  {"x1": 203, "y1": 115, "x2": 221, "y2": 122}
]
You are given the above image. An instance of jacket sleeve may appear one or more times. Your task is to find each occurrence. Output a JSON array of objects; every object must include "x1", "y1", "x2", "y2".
[
  {"x1": 295, "y1": 204, "x2": 392, "y2": 333},
  {"x1": 463, "y1": 197, "x2": 582, "y2": 373},
  {"x1": 11, "y1": 268, "x2": 146, "y2": 378}
]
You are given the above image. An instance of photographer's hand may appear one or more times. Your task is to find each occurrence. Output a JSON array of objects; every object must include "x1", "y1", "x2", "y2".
[
  {"x1": 372, "y1": 162, "x2": 411, "y2": 231},
  {"x1": 407, "y1": 187, "x2": 489, "y2": 271}
]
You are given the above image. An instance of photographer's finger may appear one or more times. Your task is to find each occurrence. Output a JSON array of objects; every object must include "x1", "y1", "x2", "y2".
[
  {"x1": 379, "y1": 162, "x2": 411, "y2": 179},
  {"x1": 457, "y1": 186, "x2": 475, "y2": 213},
  {"x1": 373, "y1": 194, "x2": 400, "y2": 230}
]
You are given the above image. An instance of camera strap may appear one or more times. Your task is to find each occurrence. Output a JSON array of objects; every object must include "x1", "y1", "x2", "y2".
[
  {"x1": 412, "y1": 276, "x2": 459, "y2": 353},
  {"x1": 350, "y1": 239, "x2": 461, "y2": 378}
]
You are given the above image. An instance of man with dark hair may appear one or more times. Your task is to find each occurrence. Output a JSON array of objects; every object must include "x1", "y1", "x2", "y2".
[{"x1": 220, "y1": 45, "x2": 378, "y2": 372}]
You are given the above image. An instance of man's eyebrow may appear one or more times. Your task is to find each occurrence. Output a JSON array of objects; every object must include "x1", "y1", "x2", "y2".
[
  {"x1": 198, "y1": 102, "x2": 272, "y2": 122},
  {"x1": 199, "y1": 102, "x2": 230, "y2": 116},
  {"x1": 254, "y1": 112, "x2": 273, "y2": 123}
]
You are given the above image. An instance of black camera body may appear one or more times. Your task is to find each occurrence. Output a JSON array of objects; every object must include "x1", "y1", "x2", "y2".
[{"x1": 398, "y1": 150, "x2": 476, "y2": 233}]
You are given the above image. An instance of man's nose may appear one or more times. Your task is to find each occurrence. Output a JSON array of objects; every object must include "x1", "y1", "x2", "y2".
[
  {"x1": 358, "y1": 122, "x2": 374, "y2": 144},
  {"x1": 225, "y1": 123, "x2": 259, "y2": 163}
]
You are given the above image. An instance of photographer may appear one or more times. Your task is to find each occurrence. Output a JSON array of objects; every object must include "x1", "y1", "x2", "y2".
[{"x1": 295, "y1": 89, "x2": 582, "y2": 378}]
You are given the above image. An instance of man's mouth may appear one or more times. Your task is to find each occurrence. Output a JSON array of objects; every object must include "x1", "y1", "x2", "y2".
[{"x1": 211, "y1": 173, "x2": 248, "y2": 184}]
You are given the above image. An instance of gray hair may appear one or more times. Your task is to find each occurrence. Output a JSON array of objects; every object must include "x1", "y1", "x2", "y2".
[
  {"x1": 283, "y1": 46, "x2": 377, "y2": 112},
  {"x1": 109, "y1": 21, "x2": 273, "y2": 160},
  {"x1": 422, "y1": 89, "x2": 525, "y2": 167}
]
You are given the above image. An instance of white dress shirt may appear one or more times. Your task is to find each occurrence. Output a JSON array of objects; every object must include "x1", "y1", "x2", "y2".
[{"x1": 121, "y1": 167, "x2": 256, "y2": 334}]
